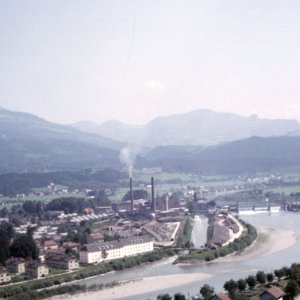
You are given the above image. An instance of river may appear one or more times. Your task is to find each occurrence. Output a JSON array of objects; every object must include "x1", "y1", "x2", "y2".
[
  {"x1": 191, "y1": 215, "x2": 208, "y2": 248},
  {"x1": 73, "y1": 212, "x2": 300, "y2": 299}
]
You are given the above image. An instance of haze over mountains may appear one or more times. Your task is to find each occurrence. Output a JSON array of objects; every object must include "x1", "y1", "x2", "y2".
[
  {"x1": 2, "y1": 106, "x2": 300, "y2": 174},
  {"x1": 72, "y1": 109, "x2": 300, "y2": 147},
  {"x1": 0, "y1": 107, "x2": 124, "y2": 173}
]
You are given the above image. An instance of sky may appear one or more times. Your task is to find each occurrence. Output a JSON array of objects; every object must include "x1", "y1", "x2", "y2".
[{"x1": 1, "y1": 0, "x2": 300, "y2": 125}]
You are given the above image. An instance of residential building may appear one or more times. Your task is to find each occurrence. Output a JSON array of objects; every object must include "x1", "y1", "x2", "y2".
[
  {"x1": 5, "y1": 257, "x2": 25, "y2": 274},
  {"x1": 43, "y1": 240, "x2": 58, "y2": 250},
  {"x1": 260, "y1": 286, "x2": 285, "y2": 300},
  {"x1": 25, "y1": 260, "x2": 49, "y2": 279},
  {"x1": 0, "y1": 267, "x2": 11, "y2": 284},
  {"x1": 45, "y1": 253, "x2": 79, "y2": 270},
  {"x1": 211, "y1": 292, "x2": 231, "y2": 300},
  {"x1": 80, "y1": 236, "x2": 154, "y2": 264},
  {"x1": 87, "y1": 232, "x2": 104, "y2": 243}
]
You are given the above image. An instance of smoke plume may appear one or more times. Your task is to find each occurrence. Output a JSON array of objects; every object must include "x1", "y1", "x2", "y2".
[{"x1": 119, "y1": 147, "x2": 136, "y2": 177}]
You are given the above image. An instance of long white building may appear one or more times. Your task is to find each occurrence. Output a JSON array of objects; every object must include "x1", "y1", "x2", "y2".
[{"x1": 80, "y1": 236, "x2": 154, "y2": 264}]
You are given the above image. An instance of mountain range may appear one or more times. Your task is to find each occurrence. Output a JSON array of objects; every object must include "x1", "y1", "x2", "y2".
[
  {"x1": 72, "y1": 109, "x2": 300, "y2": 147},
  {"x1": 139, "y1": 136, "x2": 300, "y2": 174},
  {"x1": 2, "y1": 106, "x2": 300, "y2": 174},
  {"x1": 0, "y1": 107, "x2": 124, "y2": 173}
]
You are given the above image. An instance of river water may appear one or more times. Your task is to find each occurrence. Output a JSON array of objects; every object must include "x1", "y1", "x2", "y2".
[
  {"x1": 78, "y1": 212, "x2": 300, "y2": 299},
  {"x1": 191, "y1": 215, "x2": 208, "y2": 248}
]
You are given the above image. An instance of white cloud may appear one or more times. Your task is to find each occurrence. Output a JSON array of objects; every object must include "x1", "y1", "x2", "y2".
[{"x1": 144, "y1": 80, "x2": 166, "y2": 91}]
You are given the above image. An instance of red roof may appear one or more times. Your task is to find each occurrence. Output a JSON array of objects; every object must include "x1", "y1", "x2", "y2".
[
  {"x1": 44, "y1": 240, "x2": 57, "y2": 246},
  {"x1": 215, "y1": 292, "x2": 231, "y2": 300},
  {"x1": 265, "y1": 286, "x2": 285, "y2": 299}
]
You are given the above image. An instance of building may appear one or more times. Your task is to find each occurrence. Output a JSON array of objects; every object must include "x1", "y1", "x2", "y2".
[
  {"x1": 45, "y1": 252, "x2": 79, "y2": 270},
  {"x1": 63, "y1": 241, "x2": 80, "y2": 252},
  {"x1": 0, "y1": 267, "x2": 11, "y2": 284},
  {"x1": 87, "y1": 232, "x2": 104, "y2": 243},
  {"x1": 43, "y1": 240, "x2": 59, "y2": 250},
  {"x1": 260, "y1": 286, "x2": 285, "y2": 300},
  {"x1": 5, "y1": 257, "x2": 25, "y2": 274},
  {"x1": 25, "y1": 260, "x2": 49, "y2": 279},
  {"x1": 211, "y1": 293, "x2": 231, "y2": 300},
  {"x1": 80, "y1": 236, "x2": 154, "y2": 264}
]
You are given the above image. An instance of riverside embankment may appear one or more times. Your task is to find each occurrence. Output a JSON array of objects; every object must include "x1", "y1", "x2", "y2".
[{"x1": 51, "y1": 212, "x2": 298, "y2": 300}]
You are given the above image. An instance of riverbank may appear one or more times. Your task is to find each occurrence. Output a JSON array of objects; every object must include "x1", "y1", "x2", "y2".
[
  {"x1": 225, "y1": 225, "x2": 297, "y2": 261},
  {"x1": 222, "y1": 214, "x2": 244, "y2": 245},
  {"x1": 48, "y1": 224, "x2": 297, "y2": 300},
  {"x1": 50, "y1": 272, "x2": 213, "y2": 300},
  {"x1": 201, "y1": 224, "x2": 295, "y2": 267}
]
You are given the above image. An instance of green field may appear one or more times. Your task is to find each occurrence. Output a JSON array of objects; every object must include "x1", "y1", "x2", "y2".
[
  {"x1": 0, "y1": 191, "x2": 85, "y2": 208},
  {"x1": 264, "y1": 186, "x2": 300, "y2": 195}
]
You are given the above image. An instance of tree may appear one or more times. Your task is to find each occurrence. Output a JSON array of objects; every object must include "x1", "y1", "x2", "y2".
[
  {"x1": 208, "y1": 200, "x2": 216, "y2": 208},
  {"x1": 0, "y1": 221, "x2": 15, "y2": 264},
  {"x1": 237, "y1": 279, "x2": 247, "y2": 291},
  {"x1": 0, "y1": 234, "x2": 10, "y2": 265},
  {"x1": 200, "y1": 284, "x2": 215, "y2": 300},
  {"x1": 0, "y1": 207, "x2": 9, "y2": 218},
  {"x1": 174, "y1": 293, "x2": 186, "y2": 300},
  {"x1": 157, "y1": 294, "x2": 172, "y2": 300},
  {"x1": 22, "y1": 200, "x2": 36, "y2": 214},
  {"x1": 224, "y1": 279, "x2": 237, "y2": 297},
  {"x1": 246, "y1": 275, "x2": 256, "y2": 289},
  {"x1": 9, "y1": 234, "x2": 39, "y2": 259},
  {"x1": 274, "y1": 269, "x2": 285, "y2": 280},
  {"x1": 267, "y1": 273, "x2": 274, "y2": 283},
  {"x1": 256, "y1": 271, "x2": 267, "y2": 284},
  {"x1": 0, "y1": 221, "x2": 15, "y2": 239},
  {"x1": 187, "y1": 201, "x2": 195, "y2": 214},
  {"x1": 285, "y1": 280, "x2": 299, "y2": 300}
]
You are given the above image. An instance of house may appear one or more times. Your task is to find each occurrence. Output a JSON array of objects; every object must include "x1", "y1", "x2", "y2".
[
  {"x1": 45, "y1": 253, "x2": 79, "y2": 270},
  {"x1": 211, "y1": 292, "x2": 231, "y2": 300},
  {"x1": 0, "y1": 267, "x2": 11, "y2": 284},
  {"x1": 5, "y1": 257, "x2": 25, "y2": 274},
  {"x1": 63, "y1": 241, "x2": 80, "y2": 252},
  {"x1": 43, "y1": 240, "x2": 58, "y2": 250},
  {"x1": 80, "y1": 236, "x2": 154, "y2": 264},
  {"x1": 260, "y1": 286, "x2": 285, "y2": 300},
  {"x1": 25, "y1": 260, "x2": 49, "y2": 279},
  {"x1": 87, "y1": 232, "x2": 104, "y2": 243}
]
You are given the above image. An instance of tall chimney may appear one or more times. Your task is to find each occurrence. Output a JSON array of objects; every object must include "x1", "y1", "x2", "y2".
[
  {"x1": 151, "y1": 176, "x2": 156, "y2": 212},
  {"x1": 130, "y1": 177, "x2": 134, "y2": 214}
]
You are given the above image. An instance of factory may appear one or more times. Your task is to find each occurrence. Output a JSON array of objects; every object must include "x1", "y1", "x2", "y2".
[{"x1": 111, "y1": 176, "x2": 188, "y2": 218}]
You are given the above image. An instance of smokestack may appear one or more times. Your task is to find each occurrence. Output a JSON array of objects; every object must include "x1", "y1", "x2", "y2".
[
  {"x1": 165, "y1": 195, "x2": 169, "y2": 211},
  {"x1": 151, "y1": 176, "x2": 156, "y2": 212},
  {"x1": 130, "y1": 177, "x2": 134, "y2": 214}
]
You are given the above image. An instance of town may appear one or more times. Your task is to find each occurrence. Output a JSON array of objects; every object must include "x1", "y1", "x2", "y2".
[{"x1": 1, "y1": 170, "x2": 300, "y2": 300}]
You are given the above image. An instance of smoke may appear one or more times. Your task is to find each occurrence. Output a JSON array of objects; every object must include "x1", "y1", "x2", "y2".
[{"x1": 119, "y1": 147, "x2": 136, "y2": 178}]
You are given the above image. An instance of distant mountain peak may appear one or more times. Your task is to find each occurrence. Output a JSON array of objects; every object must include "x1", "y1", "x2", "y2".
[{"x1": 78, "y1": 108, "x2": 300, "y2": 148}]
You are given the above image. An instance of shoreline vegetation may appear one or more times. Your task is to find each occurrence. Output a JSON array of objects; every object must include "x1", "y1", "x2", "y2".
[
  {"x1": 175, "y1": 216, "x2": 256, "y2": 264},
  {"x1": 2, "y1": 215, "x2": 297, "y2": 300},
  {"x1": 0, "y1": 215, "x2": 257, "y2": 300},
  {"x1": 0, "y1": 248, "x2": 175, "y2": 300},
  {"x1": 51, "y1": 225, "x2": 297, "y2": 300}
]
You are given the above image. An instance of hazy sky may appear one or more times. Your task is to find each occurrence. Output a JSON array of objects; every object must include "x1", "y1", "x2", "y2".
[{"x1": 1, "y1": 0, "x2": 300, "y2": 125}]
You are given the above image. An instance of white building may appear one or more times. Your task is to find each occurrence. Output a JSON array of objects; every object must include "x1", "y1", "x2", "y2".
[{"x1": 80, "y1": 236, "x2": 154, "y2": 264}]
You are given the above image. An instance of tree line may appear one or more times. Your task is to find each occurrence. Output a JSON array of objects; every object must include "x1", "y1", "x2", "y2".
[
  {"x1": 0, "y1": 168, "x2": 124, "y2": 196},
  {"x1": 0, "y1": 221, "x2": 39, "y2": 264}
]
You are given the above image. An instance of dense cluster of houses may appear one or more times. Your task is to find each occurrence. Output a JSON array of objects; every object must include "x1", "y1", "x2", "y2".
[
  {"x1": 0, "y1": 233, "x2": 155, "y2": 284},
  {"x1": 0, "y1": 251, "x2": 79, "y2": 284}
]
